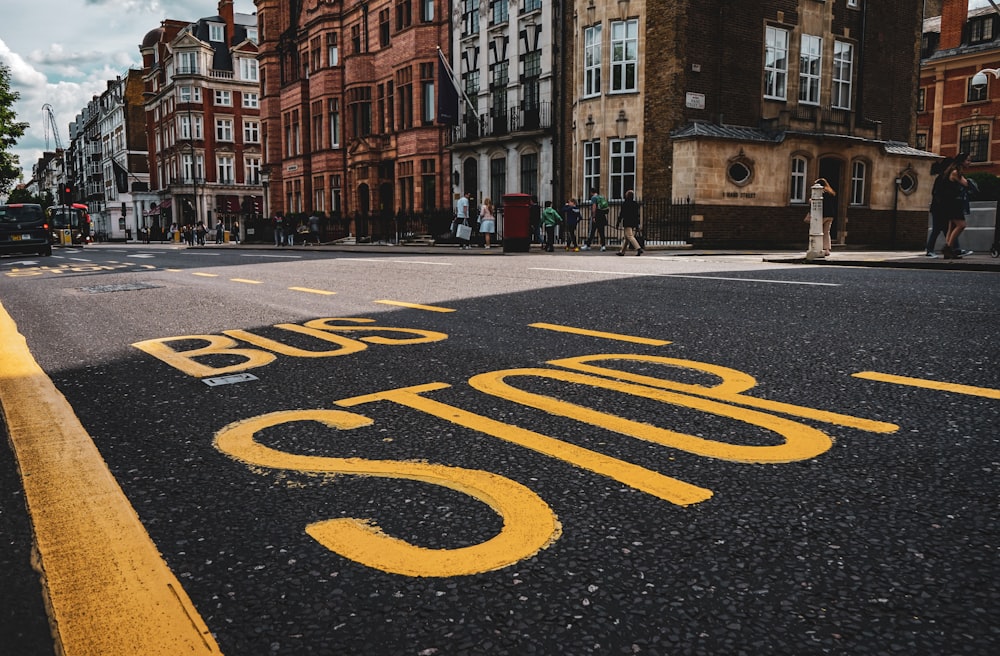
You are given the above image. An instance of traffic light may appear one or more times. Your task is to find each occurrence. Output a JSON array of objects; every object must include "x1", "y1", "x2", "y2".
[{"x1": 61, "y1": 184, "x2": 73, "y2": 204}]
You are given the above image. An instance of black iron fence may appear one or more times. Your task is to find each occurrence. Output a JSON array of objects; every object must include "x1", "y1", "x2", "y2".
[{"x1": 240, "y1": 197, "x2": 694, "y2": 247}]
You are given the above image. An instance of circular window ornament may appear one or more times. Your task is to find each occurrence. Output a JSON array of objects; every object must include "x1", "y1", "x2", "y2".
[
  {"x1": 897, "y1": 170, "x2": 917, "y2": 195},
  {"x1": 727, "y1": 156, "x2": 754, "y2": 187}
]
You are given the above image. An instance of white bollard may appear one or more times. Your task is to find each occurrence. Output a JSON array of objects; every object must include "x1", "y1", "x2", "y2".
[{"x1": 805, "y1": 182, "x2": 826, "y2": 260}]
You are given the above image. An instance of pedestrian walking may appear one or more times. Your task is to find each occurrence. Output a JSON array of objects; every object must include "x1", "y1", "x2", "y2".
[
  {"x1": 451, "y1": 192, "x2": 472, "y2": 249},
  {"x1": 479, "y1": 197, "x2": 496, "y2": 249},
  {"x1": 273, "y1": 214, "x2": 284, "y2": 246},
  {"x1": 562, "y1": 199, "x2": 581, "y2": 251},
  {"x1": 541, "y1": 201, "x2": 562, "y2": 252},
  {"x1": 231, "y1": 220, "x2": 240, "y2": 244},
  {"x1": 215, "y1": 221, "x2": 224, "y2": 244},
  {"x1": 929, "y1": 153, "x2": 971, "y2": 259},
  {"x1": 616, "y1": 190, "x2": 643, "y2": 256},
  {"x1": 582, "y1": 188, "x2": 608, "y2": 251},
  {"x1": 309, "y1": 214, "x2": 321, "y2": 245}
]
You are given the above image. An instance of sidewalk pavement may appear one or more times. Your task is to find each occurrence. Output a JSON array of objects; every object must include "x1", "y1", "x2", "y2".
[{"x1": 108, "y1": 240, "x2": 1000, "y2": 272}]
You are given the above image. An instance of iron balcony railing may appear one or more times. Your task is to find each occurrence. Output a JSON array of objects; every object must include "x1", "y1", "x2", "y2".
[{"x1": 450, "y1": 101, "x2": 552, "y2": 143}]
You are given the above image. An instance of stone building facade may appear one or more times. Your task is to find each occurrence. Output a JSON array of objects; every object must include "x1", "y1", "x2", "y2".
[
  {"x1": 561, "y1": 0, "x2": 934, "y2": 248},
  {"x1": 255, "y1": 0, "x2": 452, "y2": 238},
  {"x1": 448, "y1": 0, "x2": 557, "y2": 209}
]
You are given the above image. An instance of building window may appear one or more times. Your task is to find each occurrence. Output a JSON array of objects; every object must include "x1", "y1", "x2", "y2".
[
  {"x1": 489, "y1": 0, "x2": 508, "y2": 26},
  {"x1": 240, "y1": 58, "x2": 259, "y2": 82},
  {"x1": 215, "y1": 90, "x2": 232, "y2": 106},
  {"x1": 917, "y1": 88, "x2": 926, "y2": 112},
  {"x1": 327, "y1": 33, "x2": 339, "y2": 66},
  {"x1": 395, "y1": 0, "x2": 412, "y2": 31},
  {"x1": 584, "y1": 25, "x2": 602, "y2": 97},
  {"x1": 421, "y1": 0, "x2": 434, "y2": 23},
  {"x1": 349, "y1": 87, "x2": 373, "y2": 137},
  {"x1": 764, "y1": 26, "x2": 788, "y2": 100},
  {"x1": 846, "y1": 0, "x2": 859, "y2": 7},
  {"x1": 176, "y1": 51, "x2": 198, "y2": 75},
  {"x1": 524, "y1": 0, "x2": 541, "y2": 11},
  {"x1": 216, "y1": 118, "x2": 234, "y2": 142},
  {"x1": 916, "y1": 133, "x2": 927, "y2": 150},
  {"x1": 351, "y1": 24, "x2": 362, "y2": 54},
  {"x1": 178, "y1": 86, "x2": 201, "y2": 103},
  {"x1": 850, "y1": 160, "x2": 867, "y2": 206},
  {"x1": 246, "y1": 28, "x2": 258, "y2": 44},
  {"x1": 379, "y1": 9, "x2": 391, "y2": 47},
  {"x1": 182, "y1": 153, "x2": 197, "y2": 183},
  {"x1": 329, "y1": 98, "x2": 341, "y2": 148},
  {"x1": 179, "y1": 114, "x2": 194, "y2": 140},
  {"x1": 608, "y1": 138, "x2": 636, "y2": 200},
  {"x1": 610, "y1": 19, "x2": 638, "y2": 93},
  {"x1": 421, "y1": 63, "x2": 435, "y2": 124},
  {"x1": 832, "y1": 41, "x2": 853, "y2": 110},
  {"x1": 969, "y1": 16, "x2": 995, "y2": 44},
  {"x1": 210, "y1": 23, "x2": 225, "y2": 43},
  {"x1": 490, "y1": 59, "x2": 508, "y2": 119},
  {"x1": 463, "y1": 0, "x2": 480, "y2": 37},
  {"x1": 790, "y1": 155, "x2": 808, "y2": 203},
  {"x1": 217, "y1": 155, "x2": 235, "y2": 184},
  {"x1": 959, "y1": 124, "x2": 990, "y2": 162},
  {"x1": 244, "y1": 120, "x2": 260, "y2": 143},
  {"x1": 584, "y1": 140, "x2": 600, "y2": 197},
  {"x1": 313, "y1": 102, "x2": 324, "y2": 150},
  {"x1": 398, "y1": 67, "x2": 414, "y2": 130},
  {"x1": 799, "y1": 35, "x2": 822, "y2": 105},
  {"x1": 727, "y1": 154, "x2": 754, "y2": 187},
  {"x1": 520, "y1": 152, "x2": 538, "y2": 197},
  {"x1": 242, "y1": 93, "x2": 259, "y2": 109},
  {"x1": 522, "y1": 50, "x2": 541, "y2": 115},
  {"x1": 490, "y1": 157, "x2": 506, "y2": 207},
  {"x1": 246, "y1": 156, "x2": 261, "y2": 184},
  {"x1": 968, "y1": 77, "x2": 988, "y2": 102}
]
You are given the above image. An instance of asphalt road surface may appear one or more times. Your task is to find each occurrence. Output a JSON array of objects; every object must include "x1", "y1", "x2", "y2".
[{"x1": 1, "y1": 244, "x2": 998, "y2": 655}]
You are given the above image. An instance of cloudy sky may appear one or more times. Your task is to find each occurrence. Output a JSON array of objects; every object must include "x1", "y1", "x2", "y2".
[{"x1": 1, "y1": 0, "x2": 255, "y2": 183}]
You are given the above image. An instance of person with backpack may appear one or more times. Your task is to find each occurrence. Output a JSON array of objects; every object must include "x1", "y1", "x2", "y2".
[
  {"x1": 582, "y1": 188, "x2": 608, "y2": 251},
  {"x1": 540, "y1": 200, "x2": 563, "y2": 252}
]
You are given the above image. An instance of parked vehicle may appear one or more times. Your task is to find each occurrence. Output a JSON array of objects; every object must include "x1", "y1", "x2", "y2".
[{"x1": 0, "y1": 203, "x2": 52, "y2": 257}]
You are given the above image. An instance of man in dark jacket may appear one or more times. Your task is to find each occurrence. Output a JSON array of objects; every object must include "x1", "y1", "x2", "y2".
[{"x1": 616, "y1": 189, "x2": 642, "y2": 256}]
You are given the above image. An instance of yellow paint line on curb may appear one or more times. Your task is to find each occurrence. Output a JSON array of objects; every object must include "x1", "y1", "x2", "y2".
[
  {"x1": 0, "y1": 301, "x2": 221, "y2": 655},
  {"x1": 289, "y1": 286, "x2": 337, "y2": 295},
  {"x1": 853, "y1": 371, "x2": 1000, "y2": 399},
  {"x1": 373, "y1": 300, "x2": 455, "y2": 312},
  {"x1": 230, "y1": 278, "x2": 263, "y2": 284},
  {"x1": 529, "y1": 323, "x2": 671, "y2": 346}
]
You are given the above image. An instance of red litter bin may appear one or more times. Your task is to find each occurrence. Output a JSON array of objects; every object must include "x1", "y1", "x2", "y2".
[{"x1": 502, "y1": 193, "x2": 532, "y2": 252}]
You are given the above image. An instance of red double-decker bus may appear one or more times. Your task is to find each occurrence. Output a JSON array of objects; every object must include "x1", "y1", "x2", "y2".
[{"x1": 46, "y1": 204, "x2": 92, "y2": 246}]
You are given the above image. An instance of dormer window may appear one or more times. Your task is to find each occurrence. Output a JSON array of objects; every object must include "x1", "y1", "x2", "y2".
[
  {"x1": 969, "y1": 16, "x2": 995, "y2": 45},
  {"x1": 210, "y1": 23, "x2": 225, "y2": 43}
]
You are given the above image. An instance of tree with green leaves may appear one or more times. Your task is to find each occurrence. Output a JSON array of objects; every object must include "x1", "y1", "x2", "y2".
[{"x1": 0, "y1": 61, "x2": 29, "y2": 198}]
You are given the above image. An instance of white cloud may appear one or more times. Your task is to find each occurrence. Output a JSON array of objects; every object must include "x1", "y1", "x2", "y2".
[{"x1": 1, "y1": 0, "x2": 256, "y2": 184}]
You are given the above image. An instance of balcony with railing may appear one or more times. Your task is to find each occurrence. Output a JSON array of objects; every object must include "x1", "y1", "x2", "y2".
[{"x1": 450, "y1": 101, "x2": 552, "y2": 145}]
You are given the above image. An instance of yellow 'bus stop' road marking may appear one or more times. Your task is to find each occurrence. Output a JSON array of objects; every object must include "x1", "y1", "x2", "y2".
[
  {"x1": 0, "y1": 301, "x2": 220, "y2": 655},
  {"x1": 530, "y1": 322, "x2": 671, "y2": 346},
  {"x1": 373, "y1": 300, "x2": 456, "y2": 313},
  {"x1": 289, "y1": 286, "x2": 337, "y2": 295},
  {"x1": 853, "y1": 371, "x2": 1000, "y2": 399}
]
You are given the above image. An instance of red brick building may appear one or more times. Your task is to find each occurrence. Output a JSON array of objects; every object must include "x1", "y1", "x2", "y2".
[
  {"x1": 255, "y1": 0, "x2": 452, "y2": 241},
  {"x1": 919, "y1": 0, "x2": 1000, "y2": 175},
  {"x1": 140, "y1": 1, "x2": 263, "y2": 240}
]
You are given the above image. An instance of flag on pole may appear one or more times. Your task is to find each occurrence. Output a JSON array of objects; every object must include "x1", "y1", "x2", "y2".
[
  {"x1": 437, "y1": 49, "x2": 460, "y2": 125},
  {"x1": 112, "y1": 159, "x2": 130, "y2": 193}
]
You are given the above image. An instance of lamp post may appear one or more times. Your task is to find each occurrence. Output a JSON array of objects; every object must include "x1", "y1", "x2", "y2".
[{"x1": 261, "y1": 168, "x2": 270, "y2": 225}]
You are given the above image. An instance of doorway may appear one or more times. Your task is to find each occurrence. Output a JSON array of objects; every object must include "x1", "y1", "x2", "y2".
[{"x1": 818, "y1": 158, "x2": 844, "y2": 243}]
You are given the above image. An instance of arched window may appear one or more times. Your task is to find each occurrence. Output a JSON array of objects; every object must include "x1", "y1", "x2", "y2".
[
  {"x1": 790, "y1": 155, "x2": 808, "y2": 203},
  {"x1": 850, "y1": 160, "x2": 868, "y2": 206}
]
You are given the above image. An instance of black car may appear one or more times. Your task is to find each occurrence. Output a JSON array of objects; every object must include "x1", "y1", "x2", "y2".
[{"x1": 0, "y1": 203, "x2": 52, "y2": 257}]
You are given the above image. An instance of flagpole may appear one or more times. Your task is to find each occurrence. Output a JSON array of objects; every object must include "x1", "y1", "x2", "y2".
[{"x1": 437, "y1": 47, "x2": 477, "y2": 115}]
